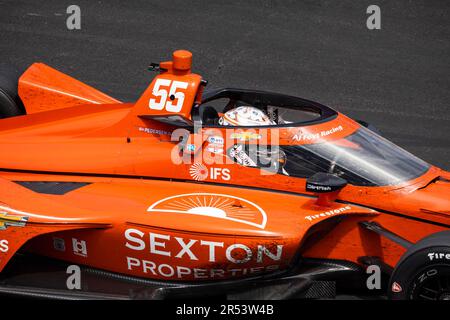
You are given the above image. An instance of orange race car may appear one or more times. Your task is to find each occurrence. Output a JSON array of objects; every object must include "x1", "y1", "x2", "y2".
[{"x1": 0, "y1": 50, "x2": 448, "y2": 300}]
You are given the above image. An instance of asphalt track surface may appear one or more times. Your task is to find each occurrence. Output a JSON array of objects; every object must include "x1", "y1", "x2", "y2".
[{"x1": 0, "y1": 0, "x2": 449, "y2": 171}]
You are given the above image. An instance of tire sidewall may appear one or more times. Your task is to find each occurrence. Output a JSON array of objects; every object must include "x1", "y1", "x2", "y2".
[
  {"x1": 0, "y1": 87, "x2": 22, "y2": 117},
  {"x1": 389, "y1": 245, "x2": 450, "y2": 300},
  {"x1": 0, "y1": 64, "x2": 26, "y2": 118}
]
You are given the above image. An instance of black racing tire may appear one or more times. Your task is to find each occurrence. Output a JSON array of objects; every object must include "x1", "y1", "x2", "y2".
[
  {"x1": 0, "y1": 64, "x2": 26, "y2": 118},
  {"x1": 388, "y1": 231, "x2": 450, "y2": 300}
]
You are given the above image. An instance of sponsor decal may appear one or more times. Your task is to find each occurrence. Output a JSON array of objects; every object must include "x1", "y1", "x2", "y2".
[
  {"x1": 189, "y1": 163, "x2": 230, "y2": 181},
  {"x1": 206, "y1": 147, "x2": 223, "y2": 154},
  {"x1": 428, "y1": 252, "x2": 450, "y2": 261},
  {"x1": 292, "y1": 125, "x2": 343, "y2": 142},
  {"x1": 391, "y1": 281, "x2": 402, "y2": 293},
  {"x1": 207, "y1": 136, "x2": 224, "y2": 145},
  {"x1": 230, "y1": 132, "x2": 261, "y2": 141},
  {"x1": 124, "y1": 229, "x2": 282, "y2": 279},
  {"x1": 229, "y1": 144, "x2": 257, "y2": 167},
  {"x1": 189, "y1": 163, "x2": 209, "y2": 181},
  {"x1": 53, "y1": 237, "x2": 66, "y2": 252},
  {"x1": 147, "y1": 193, "x2": 267, "y2": 229},
  {"x1": 206, "y1": 143, "x2": 223, "y2": 154},
  {"x1": 305, "y1": 205, "x2": 352, "y2": 221},
  {"x1": 126, "y1": 256, "x2": 280, "y2": 280},
  {"x1": 0, "y1": 239, "x2": 8, "y2": 253},
  {"x1": 306, "y1": 183, "x2": 332, "y2": 192},
  {"x1": 72, "y1": 238, "x2": 88, "y2": 257},
  {"x1": 138, "y1": 127, "x2": 172, "y2": 136},
  {"x1": 186, "y1": 144, "x2": 196, "y2": 152},
  {"x1": 0, "y1": 210, "x2": 28, "y2": 231},
  {"x1": 210, "y1": 168, "x2": 230, "y2": 180}
]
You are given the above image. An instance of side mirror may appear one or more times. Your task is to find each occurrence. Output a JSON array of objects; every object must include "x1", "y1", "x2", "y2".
[
  {"x1": 306, "y1": 172, "x2": 347, "y2": 193},
  {"x1": 306, "y1": 172, "x2": 347, "y2": 206}
]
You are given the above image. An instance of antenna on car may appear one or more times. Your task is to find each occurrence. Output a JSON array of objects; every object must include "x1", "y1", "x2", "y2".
[{"x1": 147, "y1": 63, "x2": 167, "y2": 72}]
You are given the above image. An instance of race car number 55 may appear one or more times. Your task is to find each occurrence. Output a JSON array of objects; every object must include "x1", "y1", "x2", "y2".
[{"x1": 149, "y1": 78, "x2": 188, "y2": 113}]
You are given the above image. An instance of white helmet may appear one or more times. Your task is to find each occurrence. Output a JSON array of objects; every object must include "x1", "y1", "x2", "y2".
[{"x1": 218, "y1": 106, "x2": 275, "y2": 126}]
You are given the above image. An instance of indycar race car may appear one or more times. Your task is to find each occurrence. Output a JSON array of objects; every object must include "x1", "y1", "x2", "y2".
[{"x1": 0, "y1": 50, "x2": 448, "y2": 300}]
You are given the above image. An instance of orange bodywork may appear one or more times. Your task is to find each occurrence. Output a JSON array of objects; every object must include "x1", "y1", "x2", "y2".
[
  {"x1": 0, "y1": 50, "x2": 448, "y2": 282},
  {"x1": 18, "y1": 63, "x2": 121, "y2": 114}
]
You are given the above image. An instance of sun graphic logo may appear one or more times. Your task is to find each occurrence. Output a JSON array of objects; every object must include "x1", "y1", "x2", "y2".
[
  {"x1": 189, "y1": 163, "x2": 208, "y2": 181},
  {"x1": 147, "y1": 193, "x2": 267, "y2": 229}
]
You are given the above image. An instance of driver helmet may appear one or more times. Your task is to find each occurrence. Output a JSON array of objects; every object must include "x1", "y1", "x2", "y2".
[
  {"x1": 218, "y1": 106, "x2": 276, "y2": 126},
  {"x1": 220, "y1": 106, "x2": 286, "y2": 173}
]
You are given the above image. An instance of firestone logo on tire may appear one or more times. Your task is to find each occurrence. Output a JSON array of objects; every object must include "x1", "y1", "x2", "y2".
[{"x1": 428, "y1": 252, "x2": 450, "y2": 261}]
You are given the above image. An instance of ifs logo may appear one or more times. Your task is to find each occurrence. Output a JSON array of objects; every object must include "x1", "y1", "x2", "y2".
[{"x1": 189, "y1": 163, "x2": 230, "y2": 181}]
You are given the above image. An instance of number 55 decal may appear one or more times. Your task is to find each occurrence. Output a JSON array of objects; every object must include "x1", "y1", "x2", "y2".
[{"x1": 149, "y1": 79, "x2": 189, "y2": 113}]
